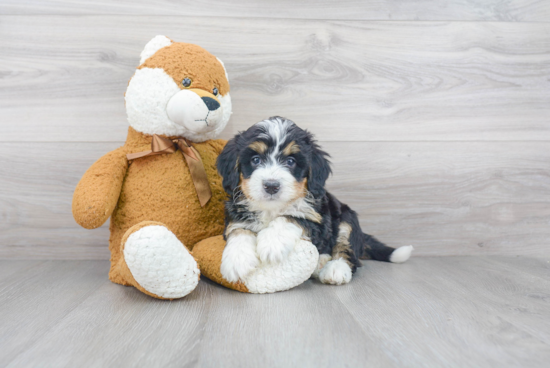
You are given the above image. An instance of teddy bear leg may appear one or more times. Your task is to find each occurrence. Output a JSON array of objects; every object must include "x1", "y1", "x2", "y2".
[
  {"x1": 193, "y1": 235, "x2": 320, "y2": 294},
  {"x1": 113, "y1": 221, "x2": 200, "y2": 299}
]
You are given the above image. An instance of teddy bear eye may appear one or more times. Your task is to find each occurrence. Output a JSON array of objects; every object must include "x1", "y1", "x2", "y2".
[
  {"x1": 182, "y1": 78, "x2": 192, "y2": 88},
  {"x1": 213, "y1": 87, "x2": 219, "y2": 96}
]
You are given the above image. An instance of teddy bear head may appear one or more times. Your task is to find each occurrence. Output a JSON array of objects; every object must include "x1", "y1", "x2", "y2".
[{"x1": 125, "y1": 36, "x2": 232, "y2": 142}]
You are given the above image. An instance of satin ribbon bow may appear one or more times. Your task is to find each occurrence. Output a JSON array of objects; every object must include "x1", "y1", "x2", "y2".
[{"x1": 126, "y1": 134, "x2": 212, "y2": 207}]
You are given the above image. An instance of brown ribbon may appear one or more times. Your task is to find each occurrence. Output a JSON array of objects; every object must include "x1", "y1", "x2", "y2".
[{"x1": 126, "y1": 135, "x2": 212, "y2": 207}]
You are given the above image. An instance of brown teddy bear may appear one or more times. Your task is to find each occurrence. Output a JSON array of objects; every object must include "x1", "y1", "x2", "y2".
[
  {"x1": 73, "y1": 36, "x2": 231, "y2": 299},
  {"x1": 73, "y1": 36, "x2": 319, "y2": 299}
]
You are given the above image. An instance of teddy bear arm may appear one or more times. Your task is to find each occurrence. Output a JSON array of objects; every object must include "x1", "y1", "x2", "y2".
[{"x1": 72, "y1": 148, "x2": 128, "y2": 229}]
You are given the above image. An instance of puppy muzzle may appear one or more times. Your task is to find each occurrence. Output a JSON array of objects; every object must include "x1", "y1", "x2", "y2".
[{"x1": 263, "y1": 180, "x2": 280, "y2": 195}]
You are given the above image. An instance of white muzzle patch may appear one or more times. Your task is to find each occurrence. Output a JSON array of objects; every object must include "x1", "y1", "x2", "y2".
[
  {"x1": 245, "y1": 163, "x2": 298, "y2": 213},
  {"x1": 126, "y1": 68, "x2": 232, "y2": 142},
  {"x1": 166, "y1": 90, "x2": 224, "y2": 134}
]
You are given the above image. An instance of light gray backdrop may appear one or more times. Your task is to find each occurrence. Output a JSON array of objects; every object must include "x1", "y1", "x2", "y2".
[{"x1": 1, "y1": 0, "x2": 549, "y2": 259}]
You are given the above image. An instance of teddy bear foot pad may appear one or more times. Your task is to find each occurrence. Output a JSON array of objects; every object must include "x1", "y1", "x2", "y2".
[{"x1": 124, "y1": 225, "x2": 200, "y2": 299}]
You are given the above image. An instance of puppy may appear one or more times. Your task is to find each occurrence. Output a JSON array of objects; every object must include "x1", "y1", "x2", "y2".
[{"x1": 217, "y1": 116, "x2": 413, "y2": 285}]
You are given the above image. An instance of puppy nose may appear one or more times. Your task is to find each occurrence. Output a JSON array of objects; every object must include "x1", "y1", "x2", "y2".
[
  {"x1": 263, "y1": 180, "x2": 280, "y2": 195},
  {"x1": 201, "y1": 97, "x2": 220, "y2": 111}
]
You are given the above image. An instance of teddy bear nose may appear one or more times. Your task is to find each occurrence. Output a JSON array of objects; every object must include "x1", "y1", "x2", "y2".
[{"x1": 201, "y1": 97, "x2": 220, "y2": 111}]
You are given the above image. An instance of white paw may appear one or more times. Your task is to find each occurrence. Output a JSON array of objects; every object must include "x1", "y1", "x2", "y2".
[
  {"x1": 256, "y1": 217, "x2": 302, "y2": 264},
  {"x1": 244, "y1": 239, "x2": 319, "y2": 294},
  {"x1": 124, "y1": 225, "x2": 199, "y2": 299},
  {"x1": 311, "y1": 254, "x2": 332, "y2": 279},
  {"x1": 319, "y1": 258, "x2": 352, "y2": 285},
  {"x1": 221, "y1": 232, "x2": 259, "y2": 283},
  {"x1": 390, "y1": 245, "x2": 414, "y2": 263}
]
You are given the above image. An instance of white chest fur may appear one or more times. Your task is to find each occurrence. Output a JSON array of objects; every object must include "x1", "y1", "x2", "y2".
[{"x1": 231, "y1": 194, "x2": 321, "y2": 234}]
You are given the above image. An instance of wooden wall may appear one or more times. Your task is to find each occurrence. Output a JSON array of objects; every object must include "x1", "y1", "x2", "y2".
[{"x1": 1, "y1": 1, "x2": 549, "y2": 259}]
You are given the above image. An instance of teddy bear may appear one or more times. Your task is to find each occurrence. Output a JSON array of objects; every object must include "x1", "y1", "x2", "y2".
[{"x1": 72, "y1": 36, "x2": 318, "y2": 299}]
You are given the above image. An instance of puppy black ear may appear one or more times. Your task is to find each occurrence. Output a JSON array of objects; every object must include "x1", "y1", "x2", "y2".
[
  {"x1": 217, "y1": 137, "x2": 241, "y2": 194},
  {"x1": 307, "y1": 136, "x2": 332, "y2": 198}
]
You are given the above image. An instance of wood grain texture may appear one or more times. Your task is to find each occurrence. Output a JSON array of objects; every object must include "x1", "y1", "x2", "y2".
[
  {"x1": 196, "y1": 278, "x2": 394, "y2": 367},
  {"x1": 0, "y1": 261, "x2": 107, "y2": 365},
  {"x1": 1, "y1": 16, "x2": 549, "y2": 142},
  {"x1": 5, "y1": 274, "x2": 211, "y2": 367},
  {"x1": 332, "y1": 256, "x2": 550, "y2": 367},
  {"x1": 2, "y1": 257, "x2": 550, "y2": 367},
  {"x1": 0, "y1": 142, "x2": 120, "y2": 259},
  {"x1": 1, "y1": 0, "x2": 550, "y2": 21},
  {"x1": 1, "y1": 141, "x2": 549, "y2": 259},
  {"x1": 327, "y1": 141, "x2": 550, "y2": 256}
]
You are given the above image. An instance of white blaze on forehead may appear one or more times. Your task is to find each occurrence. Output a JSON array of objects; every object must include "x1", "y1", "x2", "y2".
[
  {"x1": 256, "y1": 117, "x2": 294, "y2": 145},
  {"x1": 255, "y1": 117, "x2": 295, "y2": 164}
]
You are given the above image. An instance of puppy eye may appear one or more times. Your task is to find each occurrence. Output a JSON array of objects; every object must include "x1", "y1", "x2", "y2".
[
  {"x1": 251, "y1": 156, "x2": 262, "y2": 166},
  {"x1": 285, "y1": 157, "x2": 296, "y2": 167},
  {"x1": 213, "y1": 87, "x2": 219, "y2": 96},
  {"x1": 182, "y1": 78, "x2": 192, "y2": 88}
]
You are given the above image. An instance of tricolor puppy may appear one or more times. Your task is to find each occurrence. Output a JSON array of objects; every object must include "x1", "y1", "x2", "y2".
[{"x1": 217, "y1": 117, "x2": 413, "y2": 285}]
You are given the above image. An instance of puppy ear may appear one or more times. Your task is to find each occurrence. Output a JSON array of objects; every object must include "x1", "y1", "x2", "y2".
[
  {"x1": 217, "y1": 137, "x2": 241, "y2": 194},
  {"x1": 307, "y1": 138, "x2": 332, "y2": 198}
]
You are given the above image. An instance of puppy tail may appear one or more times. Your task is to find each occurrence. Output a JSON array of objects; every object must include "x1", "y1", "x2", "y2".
[{"x1": 361, "y1": 233, "x2": 413, "y2": 264}]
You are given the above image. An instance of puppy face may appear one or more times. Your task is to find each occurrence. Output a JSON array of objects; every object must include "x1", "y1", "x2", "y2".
[
  {"x1": 218, "y1": 117, "x2": 332, "y2": 209},
  {"x1": 240, "y1": 121, "x2": 308, "y2": 207}
]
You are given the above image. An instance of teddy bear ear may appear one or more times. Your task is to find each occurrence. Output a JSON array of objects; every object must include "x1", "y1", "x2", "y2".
[
  {"x1": 216, "y1": 57, "x2": 229, "y2": 82},
  {"x1": 139, "y1": 35, "x2": 173, "y2": 65}
]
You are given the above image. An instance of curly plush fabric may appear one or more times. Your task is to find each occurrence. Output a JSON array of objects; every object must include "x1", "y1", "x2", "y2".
[{"x1": 73, "y1": 127, "x2": 227, "y2": 286}]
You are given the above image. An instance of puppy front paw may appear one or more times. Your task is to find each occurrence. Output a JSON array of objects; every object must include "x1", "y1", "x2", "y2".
[
  {"x1": 220, "y1": 232, "x2": 259, "y2": 283},
  {"x1": 319, "y1": 258, "x2": 352, "y2": 285},
  {"x1": 256, "y1": 217, "x2": 302, "y2": 264},
  {"x1": 312, "y1": 254, "x2": 332, "y2": 279},
  {"x1": 256, "y1": 230, "x2": 293, "y2": 264}
]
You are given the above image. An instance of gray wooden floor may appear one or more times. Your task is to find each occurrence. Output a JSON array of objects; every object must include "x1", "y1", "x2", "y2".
[{"x1": 1, "y1": 256, "x2": 549, "y2": 368}]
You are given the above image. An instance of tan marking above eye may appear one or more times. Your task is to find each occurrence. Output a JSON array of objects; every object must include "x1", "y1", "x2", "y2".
[
  {"x1": 283, "y1": 141, "x2": 300, "y2": 156},
  {"x1": 248, "y1": 141, "x2": 268, "y2": 154}
]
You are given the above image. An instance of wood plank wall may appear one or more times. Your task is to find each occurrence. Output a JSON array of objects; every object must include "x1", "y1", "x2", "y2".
[{"x1": 1, "y1": 1, "x2": 549, "y2": 259}]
